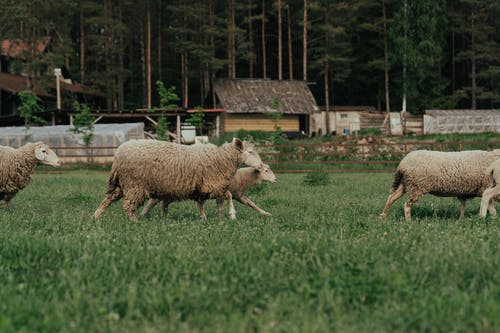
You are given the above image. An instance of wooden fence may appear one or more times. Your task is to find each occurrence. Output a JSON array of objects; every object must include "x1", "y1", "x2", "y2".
[{"x1": 52, "y1": 140, "x2": 500, "y2": 173}]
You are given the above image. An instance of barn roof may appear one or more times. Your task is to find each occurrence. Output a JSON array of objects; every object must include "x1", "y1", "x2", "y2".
[
  {"x1": 0, "y1": 72, "x2": 52, "y2": 97},
  {"x1": 0, "y1": 72, "x2": 103, "y2": 97},
  {"x1": 214, "y1": 79, "x2": 319, "y2": 115},
  {"x1": 1, "y1": 37, "x2": 51, "y2": 59}
]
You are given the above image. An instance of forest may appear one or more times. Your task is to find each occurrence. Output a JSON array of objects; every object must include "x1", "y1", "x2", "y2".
[{"x1": 0, "y1": 0, "x2": 499, "y2": 114}]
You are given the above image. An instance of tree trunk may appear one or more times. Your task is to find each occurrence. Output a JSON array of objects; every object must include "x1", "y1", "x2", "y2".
[
  {"x1": 324, "y1": 62, "x2": 330, "y2": 135},
  {"x1": 262, "y1": 0, "x2": 267, "y2": 79},
  {"x1": 147, "y1": 1, "x2": 152, "y2": 109},
  {"x1": 140, "y1": 23, "x2": 146, "y2": 107},
  {"x1": 209, "y1": 0, "x2": 217, "y2": 108},
  {"x1": 278, "y1": 0, "x2": 282, "y2": 80},
  {"x1": 287, "y1": 0, "x2": 293, "y2": 80},
  {"x1": 182, "y1": 10, "x2": 189, "y2": 108},
  {"x1": 248, "y1": 0, "x2": 254, "y2": 78},
  {"x1": 182, "y1": 52, "x2": 189, "y2": 108},
  {"x1": 79, "y1": 5, "x2": 85, "y2": 84},
  {"x1": 471, "y1": 15, "x2": 477, "y2": 110},
  {"x1": 451, "y1": 4, "x2": 455, "y2": 94},
  {"x1": 227, "y1": 0, "x2": 236, "y2": 79},
  {"x1": 303, "y1": 0, "x2": 307, "y2": 81},
  {"x1": 118, "y1": 0, "x2": 124, "y2": 111},
  {"x1": 158, "y1": 2, "x2": 162, "y2": 82},
  {"x1": 381, "y1": 0, "x2": 391, "y2": 133}
]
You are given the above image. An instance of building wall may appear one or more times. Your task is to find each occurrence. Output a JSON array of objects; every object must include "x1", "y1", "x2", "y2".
[{"x1": 224, "y1": 114, "x2": 300, "y2": 132}]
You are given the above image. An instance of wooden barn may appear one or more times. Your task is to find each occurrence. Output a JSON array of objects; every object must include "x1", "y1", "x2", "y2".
[
  {"x1": 213, "y1": 79, "x2": 319, "y2": 135},
  {"x1": 0, "y1": 38, "x2": 105, "y2": 125}
]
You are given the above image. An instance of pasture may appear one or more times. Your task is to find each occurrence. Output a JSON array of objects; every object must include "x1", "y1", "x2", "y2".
[{"x1": 1, "y1": 170, "x2": 500, "y2": 332}]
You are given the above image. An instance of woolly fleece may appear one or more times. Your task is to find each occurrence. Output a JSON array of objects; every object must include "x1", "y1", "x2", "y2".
[
  {"x1": 380, "y1": 149, "x2": 500, "y2": 220},
  {"x1": 0, "y1": 142, "x2": 60, "y2": 206},
  {"x1": 93, "y1": 139, "x2": 262, "y2": 221}
]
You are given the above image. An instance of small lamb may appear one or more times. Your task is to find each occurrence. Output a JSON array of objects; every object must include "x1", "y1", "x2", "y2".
[
  {"x1": 379, "y1": 149, "x2": 500, "y2": 220},
  {"x1": 141, "y1": 164, "x2": 277, "y2": 218},
  {"x1": 479, "y1": 158, "x2": 500, "y2": 218},
  {"x1": 0, "y1": 142, "x2": 61, "y2": 208}
]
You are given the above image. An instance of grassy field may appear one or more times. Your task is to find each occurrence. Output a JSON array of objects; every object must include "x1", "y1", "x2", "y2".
[{"x1": 1, "y1": 170, "x2": 500, "y2": 332}]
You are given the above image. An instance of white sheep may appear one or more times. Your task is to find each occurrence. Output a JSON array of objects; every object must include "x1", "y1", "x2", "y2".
[
  {"x1": 479, "y1": 158, "x2": 500, "y2": 218},
  {"x1": 92, "y1": 138, "x2": 263, "y2": 221},
  {"x1": 0, "y1": 142, "x2": 61, "y2": 208},
  {"x1": 141, "y1": 163, "x2": 277, "y2": 218},
  {"x1": 379, "y1": 149, "x2": 500, "y2": 220}
]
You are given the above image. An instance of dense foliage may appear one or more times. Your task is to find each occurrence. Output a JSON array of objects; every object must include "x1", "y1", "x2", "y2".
[
  {"x1": 1, "y1": 171, "x2": 500, "y2": 331},
  {"x1": 0, "y1": 0, "x2": 499, "y2": 113}
]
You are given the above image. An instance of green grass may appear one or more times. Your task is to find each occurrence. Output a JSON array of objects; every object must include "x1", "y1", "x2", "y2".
[{"x1": 1, "y1": 170, "x2": 500, "y2": 332}]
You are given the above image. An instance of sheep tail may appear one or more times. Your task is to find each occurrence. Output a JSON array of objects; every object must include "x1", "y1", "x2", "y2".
[
  {"x1": 390, "y1": 170, "x2": 403, "y2": 193},
  {"x1": 106, "y1": 169, "x2": 121, "y2": 195}
]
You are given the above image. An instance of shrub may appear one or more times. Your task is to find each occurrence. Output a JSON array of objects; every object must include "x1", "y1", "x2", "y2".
[{"x1": 303, "y1": 170, "x2": 330, "y2": 186}]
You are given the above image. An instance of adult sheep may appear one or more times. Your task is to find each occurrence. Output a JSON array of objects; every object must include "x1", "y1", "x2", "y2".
[
  {"x1": 92, "y1": 138, "x2": 263, "y2": 221},
  {"x1": 0, "y1": 142, "x2": 61, "y2": 208},
  {"x1": 379, "y1": 149, "x2": 500, "y2": 220},
  {"x1": 479, "y1": 158, "x2": 500, "y2": 218},
  {"x1": 141, "y1": 163, "x2": 277, "y2": 218}
]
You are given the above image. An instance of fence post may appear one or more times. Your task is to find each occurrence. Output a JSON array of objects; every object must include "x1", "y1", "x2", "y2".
[{"x1": 299, "y1": 145, "x2": 303, "y2": 162}]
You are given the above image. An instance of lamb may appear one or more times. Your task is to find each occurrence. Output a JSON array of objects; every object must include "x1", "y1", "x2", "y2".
[
  {"x1": 141, "y1": 163, "x2": 277, "y2": 218},
  {"x1": 0, "y1": 142, "x2": 61, "y2": 208},
  {"x1": 92, "y1": 138, "x2": 263, "y2": 221},
  {"x1": 479, "y1": 158, "x2": 500, "y2": 218},
  {"x1": 379, "y1": 149, "x2": 500, "y2": 220}
]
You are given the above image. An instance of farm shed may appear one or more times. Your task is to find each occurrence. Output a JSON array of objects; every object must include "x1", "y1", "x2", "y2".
[
  {"x1": 0, "y1": 123, "x2": 144, "y2": 164},
  {"x1": 424, "y1": 109, "x2": 500, "y2": 134},
  {"x1": 213, "y1": 79, "x2": 318, "y2": 134},
  {"x1": 310, "y1": 106, "x2": 386, "y2": 135}
]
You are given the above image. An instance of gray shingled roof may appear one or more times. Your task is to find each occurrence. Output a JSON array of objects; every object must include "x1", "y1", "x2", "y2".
[{"x1": 214, "y1": 79, "x2": 319, "y2": 115}]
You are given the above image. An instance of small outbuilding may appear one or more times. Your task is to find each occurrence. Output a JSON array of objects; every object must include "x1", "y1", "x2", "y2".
[
  {"x1": 424, "y1": 109, "x2": 500, "y2": 134},
  {"x1": 213, "y1": 79, "x2": 319, "y2": 135}
]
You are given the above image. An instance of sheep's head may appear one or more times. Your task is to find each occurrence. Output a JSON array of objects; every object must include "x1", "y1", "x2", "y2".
[
  {"x1": 256, "y1": 164, "x2": 277, "y2": 184},
  {"x1": 492, "y1": 149, "x2": 500, "y2": 158},
  {"x1": 34, "y1": 143, "x2": 61, "y2": 167},
  {"x1": 233, "y1": 138, "x2": 263, "y2": 169}
]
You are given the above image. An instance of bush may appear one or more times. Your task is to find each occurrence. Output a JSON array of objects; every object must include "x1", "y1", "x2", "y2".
[{"x1": 303, "y1": 170, "x2": 330, "y2": 186}]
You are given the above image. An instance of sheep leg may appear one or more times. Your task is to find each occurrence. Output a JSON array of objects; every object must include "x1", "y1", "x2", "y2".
[
  {"x1": 379, "y1": 184, "x2": 404, "y2": 220},
  {"x1": 226, "y1": 191, "x2": 236, "y2": 220},
  {"x1": 458, "y1": 198, "x2": 467, "y2": 219},
  {"x1": 122, "y1": 190, "x2": 147, "y2": 222},
  {"x1": 141, "y1": 198, "x2": 160, "y2": 217},
  {"x1": 0, "y1": 193, "x2": 15, "y2": 208},
  {"x1": 92, "y1": 187, "x2": 122, "y2": 220},
  {"x1": 160, "y1": 200, "x2": 171, "y2": 217},
  {"x1": 216, "y1": 197, "x2": 225, "y2": 217},
  {"x1": 404, "y1": 194, "x2": 421, "y2": 221},
  {"x1": 237, "y1": 196, "x2": 272, "y2": 216},
  {"x1": 487, "y1": 200, "x2": 497, "y2": 217},
  {"x1": 197, "y1": 200, "x2": 207, "y2": 220},
  {"x1": 480, "y1": 186, "x2": 500, "y2": 217}
]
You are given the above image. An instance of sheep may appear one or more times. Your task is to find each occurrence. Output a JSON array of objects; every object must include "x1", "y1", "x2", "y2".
[
  {"x1": 141, "y1": 163, "x2": 277, "y2": 218},
  {"x1": 379, "y1": 149, "x2": 500, "y2": 220},
  {"x1": 479, "y1": 158, "x2": 500, "y2": 218},
  {"x1": 92, "y1": 138, "x2": 263, "y2": 221},
  {"x1": 0, "y1": 142, "x2": 61, "y2": 208}
]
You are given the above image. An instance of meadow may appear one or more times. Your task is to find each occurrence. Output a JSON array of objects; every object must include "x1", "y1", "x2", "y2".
[{"x1": 1, "y1": 170, "x2": 500, "y2": 332}]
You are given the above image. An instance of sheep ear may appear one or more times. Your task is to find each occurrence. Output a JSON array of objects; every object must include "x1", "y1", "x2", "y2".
[
  {"x1": 232, "y1": 138, "x2": 243, "y2": 151},
  {"x1": 34, "y1": 147, "x2": 45, "y2": 161}
]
